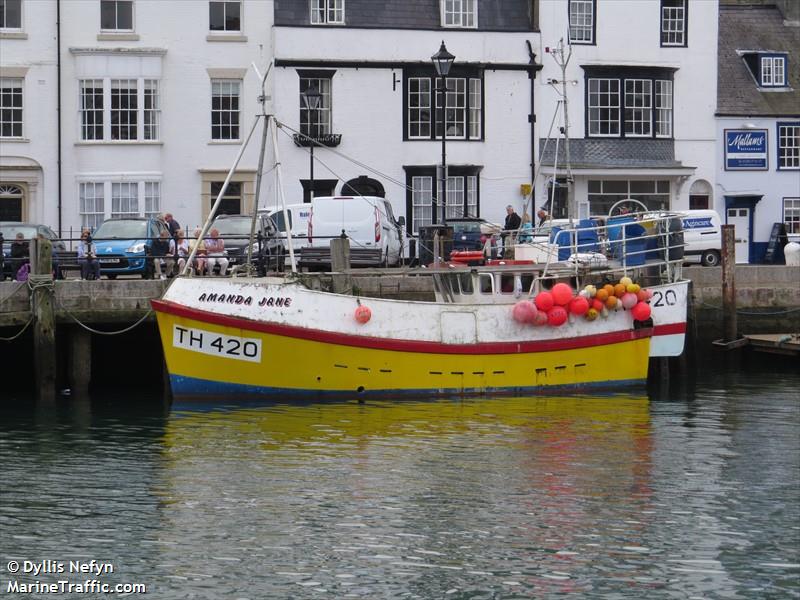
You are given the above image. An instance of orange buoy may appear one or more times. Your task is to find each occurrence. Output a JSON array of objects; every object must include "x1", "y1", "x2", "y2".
[{"x1": 354, "y1": 305, "x2": 372, "y2": 324}]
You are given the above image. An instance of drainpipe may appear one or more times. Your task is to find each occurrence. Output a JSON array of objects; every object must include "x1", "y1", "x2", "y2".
[
  {"x1": 526, "y1": 40, "x2": 537, "y2": 211},
  {"x1": 56, "y1": 0, "x2": 63, "y2": 235}
]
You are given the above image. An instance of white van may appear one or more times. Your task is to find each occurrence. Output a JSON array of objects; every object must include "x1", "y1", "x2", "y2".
[
  {"x1": 264, "y1": 203, "x2": 311, "y2": 243},
  {"x1": 303, "y1": 196, "x2": 404, "y2": 267},
  {"x1": 680, "y1": 209, "x2": 722, "y2": 266}
]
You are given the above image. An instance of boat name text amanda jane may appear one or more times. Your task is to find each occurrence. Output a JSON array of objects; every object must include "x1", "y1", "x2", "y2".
[{"x1": 197, "y1": 293, "x2": 293, "y2": 308}]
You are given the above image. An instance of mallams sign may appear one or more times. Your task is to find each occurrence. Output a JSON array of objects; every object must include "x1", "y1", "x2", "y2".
[{"x1": 725, "y1": 129, "x2": 768, "y2": 170}]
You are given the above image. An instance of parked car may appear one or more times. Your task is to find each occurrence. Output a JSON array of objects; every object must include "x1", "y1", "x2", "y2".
[
  {"x1": 91, "y1": 217, "x2": 170, "y2": 279},
  {"x1": 0, "y1": 222, "x2": 66, "y2": 280},
  {"x1": 448, "y1": 218, "x2": 501, "y2": 253},
  {"x1": 209, "y1": 213, "x2": 284, "y2": 275},
  {"x1": 303, "y1": 196, "x2": 404, "y2": 268}
]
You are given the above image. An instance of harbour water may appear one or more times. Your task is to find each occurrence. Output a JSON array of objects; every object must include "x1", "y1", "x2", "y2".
[{"x1": 1, "y1": 359, "x2": 798, "y2": 599}]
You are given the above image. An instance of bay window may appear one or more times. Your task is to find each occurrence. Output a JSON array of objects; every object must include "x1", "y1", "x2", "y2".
[{"x1": 79, "y1": 78, "x2": 160, "y2": 142}]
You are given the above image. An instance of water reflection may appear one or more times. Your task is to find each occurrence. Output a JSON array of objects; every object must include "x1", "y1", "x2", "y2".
[{"x1": 1, "y1": 379, "x2": 797, "y2": 599}]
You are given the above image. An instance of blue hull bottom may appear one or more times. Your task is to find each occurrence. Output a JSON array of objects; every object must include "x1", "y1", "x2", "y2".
[{"x1": 169, "y1": 374, "x2": 647, "y2": 403}]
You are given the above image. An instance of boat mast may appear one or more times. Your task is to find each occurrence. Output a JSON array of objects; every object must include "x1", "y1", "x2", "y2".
[{"x1": 551, "y1": 39, "x2": 575, "y2": 225}]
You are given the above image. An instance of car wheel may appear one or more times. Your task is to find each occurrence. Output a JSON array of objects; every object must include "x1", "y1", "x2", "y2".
[{"x1": 701, "y1": 249, "x2": 721, "y2": 267}]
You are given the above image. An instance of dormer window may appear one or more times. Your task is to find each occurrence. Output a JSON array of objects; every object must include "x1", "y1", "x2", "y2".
[
  {"x1": 311, "y1": 0, "x2": 344, "y2": 25},
  {"x1": 760, "y1": 54, "x2": 786, "y2": 87},
  {"x1": 442, "y1": 0, "x2": 476, "y2": 29}
]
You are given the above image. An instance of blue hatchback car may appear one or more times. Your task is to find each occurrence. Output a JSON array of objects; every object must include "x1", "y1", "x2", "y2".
[{"x1": 92, "y1": 217, "x2": 170, "y2": 279}]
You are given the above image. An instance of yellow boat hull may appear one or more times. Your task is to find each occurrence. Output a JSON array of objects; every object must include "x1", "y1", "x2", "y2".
[{"x1": 153, "y1": 300, "x2": 651, "y2": 399}]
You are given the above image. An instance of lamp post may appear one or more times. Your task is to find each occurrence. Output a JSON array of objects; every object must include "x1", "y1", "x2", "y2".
[
  {"x1": 302, "y1": 84, "x2": 322, "y2": 202},
  {"x1": 431, "y1": 41, "x2": 454, "y2": 224}
]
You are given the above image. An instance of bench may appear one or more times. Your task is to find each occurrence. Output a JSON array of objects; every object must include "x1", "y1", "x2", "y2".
[{"x1": 53, "y1": 251, "x2": 83, "y2": 278}]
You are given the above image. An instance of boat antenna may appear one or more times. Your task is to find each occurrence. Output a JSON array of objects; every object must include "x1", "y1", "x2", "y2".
[{"x1": 549, "y1": 38, "x2": 575, "y2": 225}]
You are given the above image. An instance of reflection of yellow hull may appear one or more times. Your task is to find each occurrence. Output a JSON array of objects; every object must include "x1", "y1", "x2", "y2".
[
  {"x1": 165, "y1": 395, "x2": 651, "y2": 447},
  {"x1": 154, "y1": 300, "x2": 651, "y2": 399}
]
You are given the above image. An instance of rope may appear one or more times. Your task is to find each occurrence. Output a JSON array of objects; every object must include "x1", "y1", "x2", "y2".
[
  {"x1": 0, "y1": 315, "x2": 33, "y2": 342},
  {"x1": 0, "y1": 280, "x2": 27, "y2": 306}
]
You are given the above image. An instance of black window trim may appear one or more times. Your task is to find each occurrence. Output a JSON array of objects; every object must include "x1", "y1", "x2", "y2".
[
  {"x1": 582, "y1": 66, "x2": 676, "y2": 140},
  {"x1": 403, "y1": 165, "x2": 483, "y2": 233},
  {"x1": 402, "y1": 66, "x2": 485, "y2": 143}
]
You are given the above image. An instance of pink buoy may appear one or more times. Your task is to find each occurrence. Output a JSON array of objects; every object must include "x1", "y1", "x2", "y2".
[
  {"x1": 354, "y1": 305, "x2": 372, "y2": 324},
  {"x1": 512, "y1": 300, "x2": 537, "y2": 324},
  {"x1": 637, "y1": 289, "x2": 649, "y2": 302},
  {"x1": 547, "y1": 305, "x2": 568, "y2": 327},
  {"x1": 569, "y1": 296, "x2": 589, "y2": 316},
  {"x1": 534, "y1": 291, "x2": 554, "y2": 312},
  {"x1": 621, "y1": 292, "x2": 638, "y2": 310},
  {"x1": 631, "y1": 301, "x2": 652, "y2": 321},
  {"x1": 551, "y1": 283, "x2": 574, "y2": 306}
]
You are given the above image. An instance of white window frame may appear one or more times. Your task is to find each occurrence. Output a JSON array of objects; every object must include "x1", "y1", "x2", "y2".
[
  {"x1": 411, "y1": 176, "x2": 433, "y2": 235},
  {"x1": 79, "y1": 183, "x2": 105, "y2": 230},
  {"x1": 784, "y1": 198, "x2": 800, "y2": 234},
  {"x1": 655, "y1": 80, "x2": 673, "y2": 138},
  {"x1": 442, "y1": 0, "x2": 476, "y2": 29},
  {"x1": 624, "y1": 79, "x2": 652, "y2": 137},
  {"x1": 79, "y1": 79, "x2": 104, "y2": 141},
  {"x1": 660, "y1": 0, "x2": 687, "y2": 47},
  {"x1": 310, "y1": 0, "x2": 344, "y2": 25},
  {"x1": 436, "y1": 77, "x2": 467, "y2": 140},
  {"x1": 0, "y1": 77, "x2": 23, "y2": 139},
  {"x1": 211, "y1": 79, "x2": 241, "y2": 141},
  {"x1": 144, "y1": 182, "x2": 160, "y2": 218},
  {"x1": 0, "y1": 0, "x2": 23, "y2": 31},
  {"x1": 209, "y1": 0, "x2": 241, "y2": 33},
  {"x1": 100, "y1": 0, "x2": 134, "y2": 32},
  {"x1": 761, "y1": 55, "x2": 786, "y2": 87},
  {"x1": 111, "y1": 78, "x2": 137, "y2": 141},
  {"x1": 778, "y1": 123, "x2": 800, "y2": 170},
  {"x1": 111, "y1": 182, "x2": 139, "y2": 218},
  {"x1": 588, "y1": 78, "x2": 620, "y2": 137},
  {"x1": 408, "y1": 77, "x2": 431, "y2": 140},
  {"x1": 468, "y1": 79, "x2": 481, "y2": 139},
  {"x1": 299, "y1": 76, "x2": 332, "y2": 137},
  {"x1": 568, "y1": 0, "x2": 594, "y2": 45},
  {"x1": 143, "y1": 79, "x2": 160, "y2": 141},
  {"x1": 78, "y1": 77, "x2": 160, "y2": 143}
]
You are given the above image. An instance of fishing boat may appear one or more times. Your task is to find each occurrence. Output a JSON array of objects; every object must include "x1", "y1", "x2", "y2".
[
  {"x1": 151, "y1": 57, "x2": 668, "y2": 400},
  {"x1": 152, "y1": 273, "x2": 652, "y2": 399}
]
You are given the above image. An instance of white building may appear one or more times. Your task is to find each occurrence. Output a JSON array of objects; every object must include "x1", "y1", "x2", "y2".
[
  {"x1": 269, "y1": 0, "x2": 541, "y2": 239},
  {"x1": 715, "y1": 1, "x2": 800, "y2": 263},
  {"x1": 1, "y1": 0, "x2": 272, "y2": 236},
  {"x1": 535, "y1": 0, "x2": 718, "y2": 221}
]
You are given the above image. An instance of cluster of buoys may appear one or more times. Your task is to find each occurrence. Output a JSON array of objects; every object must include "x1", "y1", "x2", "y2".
[{"x1": 512, "y1": 277, "x2": 654, "y2": 327}]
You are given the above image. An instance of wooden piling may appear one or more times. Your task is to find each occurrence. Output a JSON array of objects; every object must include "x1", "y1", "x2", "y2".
[
  {"x1": 721, "y1": 224, "x2": 737, "y2": 343},
  {"x1": 330, "y1": 237, "x2": 352, "y2": 294},
  {"x1": 31, "y1": 237, "x2": 56, "y2": 399},
  {"x1": 68, "y1": 326, "x2": 92, "y2": 396}
]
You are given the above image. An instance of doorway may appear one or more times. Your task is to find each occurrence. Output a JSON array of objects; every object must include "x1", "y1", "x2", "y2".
[
  {"x1": 727, "y1": 207, "x2": 750, "y2": 263},
  {"x1": 0, "y1": 184, "x2": 24, "y2": 221}
]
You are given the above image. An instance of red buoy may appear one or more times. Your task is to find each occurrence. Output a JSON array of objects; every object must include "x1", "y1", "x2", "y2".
[{"x1": 354, "y1": 305, "x2": 372, "y2": 324}]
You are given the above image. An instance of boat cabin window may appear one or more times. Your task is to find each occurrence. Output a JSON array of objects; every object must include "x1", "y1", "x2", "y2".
[
  {"x1": 500, "y1": 273, "x2": 515, "y2": 294},
  {"x1": 479, "y1": 273, "x2": 494, "y2": 294},
  {"x1": 459, "y1": 273, "x2": 474, "y2": 294},
  {"x1": 520, "y1": 274, "x2": 534, "y2": 293}
]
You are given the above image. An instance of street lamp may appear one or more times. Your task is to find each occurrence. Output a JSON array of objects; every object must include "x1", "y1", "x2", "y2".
[
  {"x1": 302, "y1": 84, "x2": 322, "y2": 202},
  {"x1": 431, "y1": 41, "x2": 455, "y2": 224}
]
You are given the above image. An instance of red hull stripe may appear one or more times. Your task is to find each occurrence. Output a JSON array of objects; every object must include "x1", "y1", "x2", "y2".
[
  {"x1": 151, "y1": 299, "x2": 652, "y2": 355},
  {"x1": 653, "y1": 322, "x2": 687, "y2": 336}
]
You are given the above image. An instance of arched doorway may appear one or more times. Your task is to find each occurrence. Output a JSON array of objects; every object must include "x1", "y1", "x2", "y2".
[
  {"x1": 0, "y1": 184, "x2": 24, "y2": 221},
  {"x1": 341, "y1": 176, "x2": 385, "y2": 198}
]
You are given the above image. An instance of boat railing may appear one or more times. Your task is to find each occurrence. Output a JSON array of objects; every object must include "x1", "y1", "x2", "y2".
[{"x1": 530, "y1": 211, "x2": 685, "y2": 282}]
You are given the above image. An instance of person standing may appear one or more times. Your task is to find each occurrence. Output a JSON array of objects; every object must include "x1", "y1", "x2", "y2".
[
  {"x1": 164, "y1": 213, "x2": 181, "y2": 240},
  {"x1": 501, "y1": 205, "x2": 522, "y2": 257},
  {"x1": 151, "y1": 229, "x2": 172, "y2": 279},
  {"x1": 10, "y1": 232, "x2": 29, "y2": 280}
]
